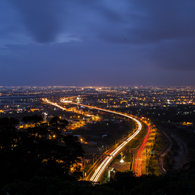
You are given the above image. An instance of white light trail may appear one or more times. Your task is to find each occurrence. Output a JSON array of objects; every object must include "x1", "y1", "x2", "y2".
[
  {"x1": 60, "y1": 98, "x2": 142, "y2": 183},
  {"x1": 43, "y1": 98, "x2": 142, "y2": 182}
]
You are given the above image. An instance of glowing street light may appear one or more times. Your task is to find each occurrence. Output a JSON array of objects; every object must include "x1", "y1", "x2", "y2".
[
  {"x1": 120, "y1": 152, "x2": 125, "y2": 163},
  {"x1": 120, "y1": 159, "x2": 124, "y2": 163},
  {"x1": 45, "y1": 98, "x2": 142, "y2": 182}
]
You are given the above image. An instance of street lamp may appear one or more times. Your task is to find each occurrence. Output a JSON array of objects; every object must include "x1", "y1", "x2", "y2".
[
  {"x1": 120, "y1": 159, "x2": 124, "y2": 163},
  {"x1": 120, "y1": 152, "x2": 125, "y2": 163}
]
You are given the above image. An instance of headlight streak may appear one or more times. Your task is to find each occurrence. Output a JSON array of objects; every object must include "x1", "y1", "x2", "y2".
[
  {"x1": 43, "y1": 98, "x2": 143, "y2": 183},
  {"x1": 60, "y1": 98, "x2": 142, "y2": 183},
  {"x1": 90, "y1": 118, "x2": 141, "y2": 182}
]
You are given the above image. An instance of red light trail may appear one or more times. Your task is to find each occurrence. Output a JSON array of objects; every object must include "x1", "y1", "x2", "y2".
[{"x1": 134, "y1": 124, "x2": 151, "y2": 177}]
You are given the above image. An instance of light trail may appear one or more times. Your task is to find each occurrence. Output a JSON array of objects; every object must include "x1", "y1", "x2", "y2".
[
  {"x1": 42, "y1": 98, "x2": 69, "y2": 111},
  {"x1": 60, "y1": 98, "x2": 143, "y2": 183},
  {"x1": 42, "y1": 98, "x2": 143, "y2": 182},
  {"x1": 134, "y1": 124, "x2": 151, "y2": 177}
]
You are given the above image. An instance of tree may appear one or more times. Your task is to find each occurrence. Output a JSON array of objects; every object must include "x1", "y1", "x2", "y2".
[
  {"x1": 110, "y1": 171, "x2": 137, "y2": 190},
  {"x1": 49, "y1": 116, "x2": 68, "y2": 128},
  {"x1": 0, "y1": 122, "x2": 84, "y2": 189},
  {"x1": 49, "y1": 116, "x2": 59, "y2": 125},
  {"x1": 0, "y1": 117, "x2": 19, "y2": 149},
  {"x1": 22, "y1": 115, "x2": 43, "y2": 125},
  {"x1": 0, "y1": 117, "x2": 19, "y2": 130}
]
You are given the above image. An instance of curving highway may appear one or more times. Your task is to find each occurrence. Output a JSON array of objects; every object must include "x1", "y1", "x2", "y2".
[
  {"x1": 60, "y1": 98, "x2": 143, "y2": 182},
  {"x1": 43, "y1": 98, "x2": 144, "y2": 182}
]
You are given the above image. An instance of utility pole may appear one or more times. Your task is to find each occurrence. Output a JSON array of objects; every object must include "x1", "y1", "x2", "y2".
[
  {"x1": 130, "y1": 152, "x2": 133, "y2": 171},
  {"x1": 146, "y1": 149, "x2": 148, "y2": 175}
]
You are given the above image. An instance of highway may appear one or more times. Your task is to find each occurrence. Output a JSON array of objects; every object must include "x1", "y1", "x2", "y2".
[
  {"x1": 60, "y1": 98, "x2": 143, "y2": 182},
  {"x1": 140, "y1": 127, "x2": 156, "y2": 175},
  {"x1": 43, "y1": 98, "x2": 143, "y2": 182},
  {"x1": 134, "y1": 124, "x2": 151, "y2": 177}
]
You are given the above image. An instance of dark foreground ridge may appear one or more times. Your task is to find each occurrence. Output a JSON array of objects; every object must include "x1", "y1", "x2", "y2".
[{"x1": 1, "y1": 165, "x2": 195, "y2": 195}]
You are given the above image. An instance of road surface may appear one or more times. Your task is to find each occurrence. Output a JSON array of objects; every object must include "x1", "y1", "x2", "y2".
[
  {"x1": 43, "y1": 98, "x2": 145, "y2": 182},
  {"x1": 60, "y1": 98, "x2": 144, "y2": 182},
  {"x1": 134, "y1": 124, "x2": 151, "y2": 177}
]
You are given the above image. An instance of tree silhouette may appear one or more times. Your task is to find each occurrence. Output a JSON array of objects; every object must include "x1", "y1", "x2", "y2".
[
  {"x1": 22, "y1": 115, "x2": 43, "y2": 125},
  {"x1": 0, "y1": 117, "x2": 19, "y2": 149}
]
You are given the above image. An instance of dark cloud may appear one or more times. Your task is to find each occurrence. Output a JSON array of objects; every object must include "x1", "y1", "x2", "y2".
[
  {"x1": 11, "y1": 0, "x2": 63, "y2": 43},
  {"x1": 151, "y1": 39, "x2": 195, "y2": 71},
  {"x1": 1, "y1": 0, "x2": 195, "y2": 86},
  {"x1": 101, "y1": 1, "x2": 195, "y2": 44}
]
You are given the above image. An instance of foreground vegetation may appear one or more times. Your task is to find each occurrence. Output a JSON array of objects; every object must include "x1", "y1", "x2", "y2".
[
  {"x1": 1, "y1": 114, "x2": 195, "y2": 194},
  {"x1": 2, "y1": 165, "x2": 195, "y2": 195},
  {"x1": 0, "y1": 116, "x2": 84, "y2": 191}
]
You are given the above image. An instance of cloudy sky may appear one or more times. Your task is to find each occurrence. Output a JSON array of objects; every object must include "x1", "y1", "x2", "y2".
[{"x1": 0, "y1": 0, "x2": 195, "y2": 86}]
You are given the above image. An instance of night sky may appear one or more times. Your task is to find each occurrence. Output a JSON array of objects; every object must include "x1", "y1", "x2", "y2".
[{"x1": 1, "y1": 0, "x2": 195, "y2": 86}]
